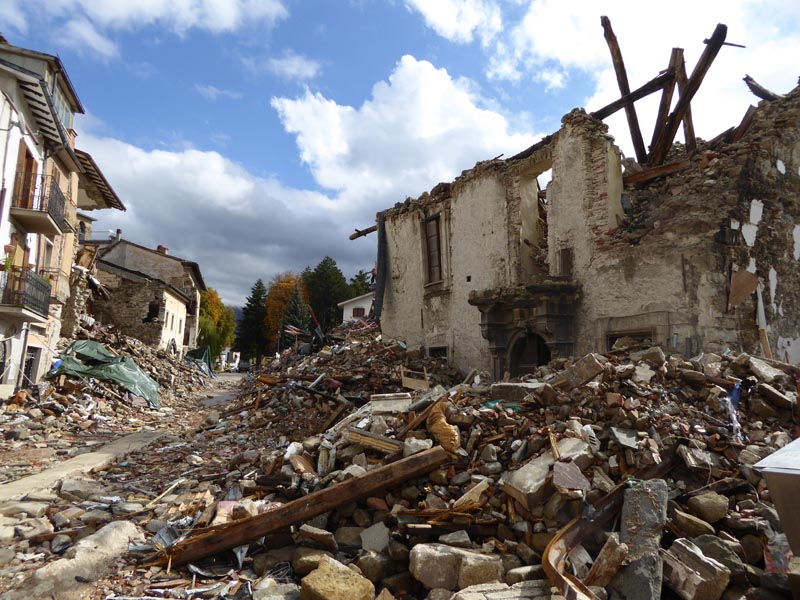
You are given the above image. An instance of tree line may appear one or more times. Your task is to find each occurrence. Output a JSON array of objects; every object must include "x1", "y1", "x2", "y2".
[{"x1": 234, "y1": 256, "x2": 372, "y2": 362}]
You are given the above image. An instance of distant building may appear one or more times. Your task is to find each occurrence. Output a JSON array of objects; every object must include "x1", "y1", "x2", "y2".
[
  {"x1": 92, "y1": 235, "x2": 206, "y2": 353},
  {"x1": 337, "y1": 291, "x2": 374, "y2": 323}
]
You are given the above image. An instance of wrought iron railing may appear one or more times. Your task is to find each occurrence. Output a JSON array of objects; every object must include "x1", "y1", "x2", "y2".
[
  {"x1": 0, "y1": 268, "x2": 51, "y2": 317},
  {"x1": 11, "y1": 172, "x2": 69, "y2": 232}
]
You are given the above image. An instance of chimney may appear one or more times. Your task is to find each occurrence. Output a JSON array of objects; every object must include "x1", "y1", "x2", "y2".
[
  {"x1": 111, "y1": 228, "x2": 122, "y2": 240},
  {"x1": 156, "y1": 245, "x2": 169, "y2": 255}
]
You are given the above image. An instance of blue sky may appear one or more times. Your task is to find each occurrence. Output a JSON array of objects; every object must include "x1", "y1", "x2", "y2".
[{"x1": 1, "y1": 1, "x2": 798, "y2": 305}]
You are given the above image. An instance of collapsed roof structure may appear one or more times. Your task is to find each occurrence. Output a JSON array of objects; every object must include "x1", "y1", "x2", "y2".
[{"x1": 359, "y1": 18, "x2": 800, "y2": 380}]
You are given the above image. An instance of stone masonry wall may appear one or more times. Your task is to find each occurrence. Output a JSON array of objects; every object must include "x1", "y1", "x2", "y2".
[{"x1": 93, "y1": 274, "x2": 166, "y2": 346}]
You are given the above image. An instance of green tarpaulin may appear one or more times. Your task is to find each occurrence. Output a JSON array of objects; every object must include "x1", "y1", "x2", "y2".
[
  {"x1": 184, "y1": 346, "x2": 215, "y2": 378},
  {"x1": 49, "y1": 340, "x2": 160, "y2": 409}
]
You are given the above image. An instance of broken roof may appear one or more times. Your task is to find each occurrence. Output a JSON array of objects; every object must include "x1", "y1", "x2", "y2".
[{"x1": 75, "y1": 150, "x2": 126, "y2": 212}]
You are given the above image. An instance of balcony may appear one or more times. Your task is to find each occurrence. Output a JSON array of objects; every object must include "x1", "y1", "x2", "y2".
[
  {"x1": 38, "y1": 268, "x2": 70, "y2": 304},
  {"x1": 10, "y1": 173, "x2": 70, "y2": 236},
  {"x1": 0, "y1": 268, "x2": 51, "y2": 323}
]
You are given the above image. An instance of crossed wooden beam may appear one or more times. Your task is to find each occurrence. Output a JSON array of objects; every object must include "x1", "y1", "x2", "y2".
[{"x1": 591, "y1": 17, "x2": 728, "y2": 168}]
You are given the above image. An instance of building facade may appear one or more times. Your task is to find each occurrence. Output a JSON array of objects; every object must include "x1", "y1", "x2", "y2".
[
  {"x1": 0, "y1": 39, "x2": 123, "y2": 395},
  {"x1": 378, "y1": 86, "x2": 800, "y2": 378},
  {"x1": 94, "y1": 236, "x2": 206, "y2": 353}
]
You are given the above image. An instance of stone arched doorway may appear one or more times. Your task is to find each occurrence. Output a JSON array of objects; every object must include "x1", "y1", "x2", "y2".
[{"x1": 508, "y1": 330, "x2": 551, "y2": 377}]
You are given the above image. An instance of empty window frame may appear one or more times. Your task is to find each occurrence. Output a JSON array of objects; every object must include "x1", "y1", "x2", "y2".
[
  {"x1": 424, "y1": 215, "x2": 443, "y2": 283},
  {"x1": 606, "y1": 330, "x2": 654, "y2": 351},
  {"x1": 352, "y1": 307, "x2": 366, "y2": 318},
  {"x1": 428, "y1": 346, "x2": 449, "y2": 360}
]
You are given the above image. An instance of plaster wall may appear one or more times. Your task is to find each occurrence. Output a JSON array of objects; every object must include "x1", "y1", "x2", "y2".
[
  {"x1": 160, "y1": 289, "x2": 187, "y2": 351},
  {"x1": 381, "y1": 173, "x2": 513, "y2": 372},
  {"x1": 340, "y1": 293, "x2": 374, "y2": 322}
]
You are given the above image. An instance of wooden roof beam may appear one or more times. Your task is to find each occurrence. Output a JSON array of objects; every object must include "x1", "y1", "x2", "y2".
[
  {"x1": 676, "y1": 57, "x2": 696, "y2": 152},
  {"x1": 650, "y1": 23, "x2": 727, "y2": 165},
  {"x1": 601, "y1": 16, "x2": 647, "y2": 164},
  {"x1": 649, "y1": 48, "x2": 682, "y2": 158},
  {"x1": 591, "y1": 71, "x2": 673, "y2": 121}
]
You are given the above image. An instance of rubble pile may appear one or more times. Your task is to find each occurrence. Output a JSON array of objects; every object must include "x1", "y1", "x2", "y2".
[
  {"x1": 0, "y1": 339, "x2": 798, "y2": 600},
  {"x1": 0, "y1": 327, "x2": 212, "y2": 484}
]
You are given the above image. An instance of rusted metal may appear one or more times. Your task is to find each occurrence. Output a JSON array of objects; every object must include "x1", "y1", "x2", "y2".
[{"x1": 542, "y1": 449, "x2": 677, "y2": 600}]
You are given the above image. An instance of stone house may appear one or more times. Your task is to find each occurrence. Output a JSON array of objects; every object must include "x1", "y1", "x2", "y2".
[
  {"x1": 376, "y1": 83, "x2": 800, "y2": 379},
  {"x1": 92, "y1": 260, "x2": 191, "y2": 353},
  {"x1": 92, "y1": 236, "x2": 206, "y2": 352},
  {"x1": 0, "y1": 38, "x2": 123, "y2": 395}
]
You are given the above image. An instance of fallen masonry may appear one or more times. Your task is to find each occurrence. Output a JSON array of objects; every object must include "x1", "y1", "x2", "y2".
[{"x1": 0, "y1": 321, "x2": 797, "y2": 600}]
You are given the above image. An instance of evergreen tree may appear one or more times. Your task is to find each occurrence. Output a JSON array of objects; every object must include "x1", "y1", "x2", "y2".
[
  {"x1": 281, "y1": 280, "x2": 312, "y2": 347},
  {"x1": 349, "y1": 269, "x2": 373, "y2": 297},
  {"x1": 302, "y1": 256, "x2": 350, "y2": 332},
  {"x1": 234, "y1": 278, "x2": 268, "y2": 361}
]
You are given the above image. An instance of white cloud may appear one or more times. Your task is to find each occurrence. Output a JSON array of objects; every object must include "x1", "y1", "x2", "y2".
[
  {"x1": 1, "y1": 0, "x2": 289, "y2": 60},
  {"x1": 62, "y1": 18, "x2": 118, "y2": 60},
  {"x1": 244, "y1": 50, "x2": 322, "y2": 81},
  {"x1": 20, "y1": 0, "x2": 288, "y2": 34},
  {"x1": 78, "y1": 55, "x2": 539, "y2": 305},
  {"x1": 195, "y1": 84, "x2": 244, "y2": 101},
  {"x1": 0, "y1": 0, "x2": 27, "y2": 33},
  {"x1": 271, "y1": 55, "x2": 537, "y2": 203},
  {"x1": 405, "y1": 0, "x2": 502, "y2": 46}
]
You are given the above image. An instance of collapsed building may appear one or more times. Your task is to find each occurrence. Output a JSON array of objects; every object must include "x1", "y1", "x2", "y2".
[{"x1": 371, "y1": 22, "x2": 800, "y2": 380}]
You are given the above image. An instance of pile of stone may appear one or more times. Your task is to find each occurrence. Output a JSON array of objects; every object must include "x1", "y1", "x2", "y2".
[
  {"x1": 0, "y1": 327, "x2": 211, "y2": 484},
  {"x1": 0, "y1": 340, "x2": 797, "y2": 600}
]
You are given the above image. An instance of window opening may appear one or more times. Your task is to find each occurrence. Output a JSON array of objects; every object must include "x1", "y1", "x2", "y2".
[{"x1": 425, "y1": 216, "x2": 442, "y2": 283}]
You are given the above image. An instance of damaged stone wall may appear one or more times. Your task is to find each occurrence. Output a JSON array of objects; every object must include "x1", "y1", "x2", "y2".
[
  {"x1": 379, "y1": 84, "x2": 800, "y2": 375},
  {"x1": 60, "y1": 273, "x2": 90, "y2": 338},
  {"x1": 580, "y1": 87, "x2": 800, "y2": 360},
  {"x1": 381, "y1": 163, "x2": 523, "y2": 373},
  {"x1": 92, "y1": 271, "x2": 167, "y2": 347}
]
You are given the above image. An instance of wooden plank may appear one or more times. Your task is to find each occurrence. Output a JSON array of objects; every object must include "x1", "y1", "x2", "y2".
[
  {"x1": 155, "y1": 446, "x2": 450, "y2": 566},
  {"x1": 649, "y1": 48, "x2": 682, "y2": 156},
  {"x1": 676, "y1": 57, "x2": 696, "y2": 152},
  {"x1": 591, "y1": 71, "x2": 673, "y2": 121},
  {"x1": 601, "y1": 16, "x2": 647, "y2": 164},
  {"x1": 347, "y1": 428, "x2": 404, "y2": 454},
  {"x1": 401, "y1": 366, "x2": 430, "y2": 391},
  {"x1": 650, "y1": 24, "x2": 727, "y2": 165},
  {"x1": 623, "y1": 158, "x2": 692, "y2": 185},
  {"x1": 743, "y1": 74, "x2": 783, "y2": 102},
  {"x1": 396, "y1": 397, "x2": 441, "y2": 440},
  {"x1": 318, "y1": 399, "x2": 349, "y2": 432},
  {"x1": 732, "y1": 105, "x2": 757, "y2": 143},
  {"x1": 349, "y1": 225, "x2": 378, "y2": 240}
]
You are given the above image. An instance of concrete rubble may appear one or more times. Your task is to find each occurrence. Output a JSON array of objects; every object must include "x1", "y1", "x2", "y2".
[{"x1": 0, "y1": 324, "x2": 797, "y2": 599}]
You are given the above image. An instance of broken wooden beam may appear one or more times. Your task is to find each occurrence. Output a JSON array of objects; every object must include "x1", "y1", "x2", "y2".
[
  {"x1": 591, "y1": 71, "x2": 673, "y2": 121},
  {"x1": 349, "y1": 225, "x2": 378, "y2": 240},
  {"x1": 623, "y1": 158, "x2": 692, "y2": 185},
  {"x1": 743, "y1": 74, "x2": 784, "y2": 102},
  {"x1": 676, "y1": 57, "x2": 696, "y2": 152},
  {"x1": 346, "y1": 427, "x2": 404, "y2": 454},
  {"x1": 649, "y1": 48, "x2": 682, "y2": 156},
  {"x1": 650, "y1": 24, "x2": 727, "y2": 165},
  {"x1": 155, "y1": 446, "x2": 450, "y2": 566},
  {"x1": 732, "y1": 105, "x2": 757, "y2": 143},
  {"x1": 601, "y1": 16, "x2": 647, "y2": 164}
]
